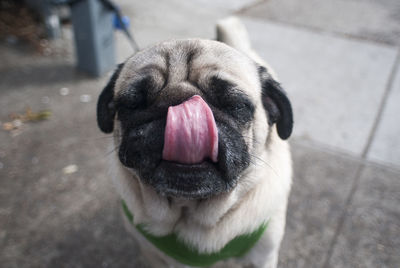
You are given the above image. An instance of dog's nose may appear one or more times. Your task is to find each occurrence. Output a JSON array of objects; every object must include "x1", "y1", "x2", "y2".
[{"x1": 162, "y1": 95, "x2": 218, "y2": 164}]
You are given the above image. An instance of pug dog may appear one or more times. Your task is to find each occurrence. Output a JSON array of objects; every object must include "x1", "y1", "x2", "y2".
[{"x1": 97, "y1": 17, "x2": 293, "y2": 268}]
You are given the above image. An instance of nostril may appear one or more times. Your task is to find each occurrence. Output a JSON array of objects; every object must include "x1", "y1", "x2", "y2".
[
  {"x1": 128, "y1": 125, "x2": 149, "y2": 139},
  {"x1": 129, "y1": 129, "x2": 142, "y2": 139}
]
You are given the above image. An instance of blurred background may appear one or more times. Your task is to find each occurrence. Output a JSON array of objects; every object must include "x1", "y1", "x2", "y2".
[{"x1": 0, "y1": 0, "x2": 399, "y2": 267}]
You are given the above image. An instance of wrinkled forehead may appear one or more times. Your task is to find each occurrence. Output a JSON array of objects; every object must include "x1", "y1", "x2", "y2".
[{"x1": 115, "y1": 39, "x2": 261, "y2": 98}]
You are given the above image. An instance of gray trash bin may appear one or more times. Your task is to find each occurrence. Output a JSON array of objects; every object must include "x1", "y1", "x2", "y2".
[{"x1": 70, "y1": 0, "x2": 115, "y2": 77}]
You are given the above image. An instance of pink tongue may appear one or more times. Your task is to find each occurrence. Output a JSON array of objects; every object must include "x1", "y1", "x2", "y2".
[{"x1": 162, "y1": 95, "x2": 218, "y2": 164}]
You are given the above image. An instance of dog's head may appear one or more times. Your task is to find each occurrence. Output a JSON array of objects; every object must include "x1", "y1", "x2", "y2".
[{"x1": 97, "y1": 40, "x2": 292, "y2": 199}]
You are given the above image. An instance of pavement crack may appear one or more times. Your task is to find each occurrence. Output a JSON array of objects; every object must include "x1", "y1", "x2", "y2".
[
  {"x1": 361, "y1": 49, "x2": 400, "y2": 158},
  {"x1": 234, "y1": 0, "x2": 268, "y2": 15},
  {"x1": 322, "y1": 162, "x2": 365, "y2": 268},
  {"x1": 322, "y1": 48, "x2": 400, "y2": 268}
]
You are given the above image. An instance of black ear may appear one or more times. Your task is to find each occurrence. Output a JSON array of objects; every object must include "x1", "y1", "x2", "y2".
[
  {"x1": 259, "y1": 66, "x2": 293, "y2": 140},
  {"x1": 97, "y1": 63, "x2": 124, "y2": 133}
]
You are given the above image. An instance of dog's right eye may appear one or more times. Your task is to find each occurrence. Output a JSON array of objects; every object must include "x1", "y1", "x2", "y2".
[
  {"x1": 115, "y1": 77, "x2": 152, "y2": 113},
  {"x1": 116, "y1": 98, "x2": 143, "y2": 112},
  {"x1": 117, "y1": 103, "x2": 137, "y2": 113},
  {"x1": 115, "y1": 98, "x2": 147, "y2": 123}
]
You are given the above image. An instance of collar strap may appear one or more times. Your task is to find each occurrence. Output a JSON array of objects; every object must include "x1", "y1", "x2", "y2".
[{"x1": 122, "y1": 200, "x2": 268, "y2": 267}]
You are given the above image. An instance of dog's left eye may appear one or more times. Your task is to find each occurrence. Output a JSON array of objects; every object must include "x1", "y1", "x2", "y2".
[
  {"x1": 222, "y1": 97, "x2": 255, "y2": 125},
  {"x1": 232, "y1": 102, "x2": 249, "y2": 112},
  {"x1": 207, "y1": 76, "x2": 255, "y2": 124}
]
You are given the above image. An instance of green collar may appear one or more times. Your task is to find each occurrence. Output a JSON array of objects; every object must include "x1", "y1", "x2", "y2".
[{"x1": 122, "y1": 200, "x2": 268, "y2": 267}]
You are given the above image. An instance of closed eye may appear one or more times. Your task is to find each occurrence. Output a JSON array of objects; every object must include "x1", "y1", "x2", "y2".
[
  {"x1": 223, "y1": 96, "x2": 255, "y2": 125},
  {"x1": 114, "y1": 77, "x2": 152, "y2": 111},
  {"x1": 207, "y1": 76, "x2": 255, "y2": 125}
]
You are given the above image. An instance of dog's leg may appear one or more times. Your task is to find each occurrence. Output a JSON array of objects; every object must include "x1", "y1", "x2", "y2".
[
  {"x1": 121, "y1": 208, "x2": 174, "y2": 268},
  {"x1": 237, "y1": 201, "x2": 288, "y2": 268}
]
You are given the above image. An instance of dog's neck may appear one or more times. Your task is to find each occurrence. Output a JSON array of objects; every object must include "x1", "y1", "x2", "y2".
[{"x1": 121, "y1": 198, "x2": 269, "y2": 266}]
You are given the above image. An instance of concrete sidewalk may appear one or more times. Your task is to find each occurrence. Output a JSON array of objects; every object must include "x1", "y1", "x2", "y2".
[{"x1": 1, "y1": 0, "x2": 399, "y2": 267}]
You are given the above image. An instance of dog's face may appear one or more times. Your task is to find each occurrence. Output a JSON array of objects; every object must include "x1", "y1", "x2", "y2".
[{"x1": 97, "y1": 40, "x2": 292, "y2": 199}]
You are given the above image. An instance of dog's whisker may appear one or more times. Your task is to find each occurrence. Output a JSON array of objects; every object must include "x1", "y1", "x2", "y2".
[
  {"x1": 248, "y1": 153, "x2": 280, "y2": 178},
  {"x1": 240, "y1": 135, "x2": 264, "y2": 145},
  {"x1": 76, "y1": 135, "x2": 115, "y2": 143},
  {"x1": 92, "y1": 135, "x2": 117, "y2": 140},
  {"x1": 104, "y1": 145, "x2": 121, "y2": 158},
  {"x1": 228, "y1": 140, "x2": 280, "y2": 177}
]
